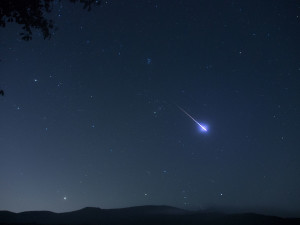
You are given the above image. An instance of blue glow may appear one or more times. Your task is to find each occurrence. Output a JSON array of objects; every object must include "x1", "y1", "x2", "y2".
[
  {"x1": 177, "y1": 105, "x2": 208, "y2": 133},
  {"x1": 198, "y1": 124, "x2": 208, "y2": 132}
]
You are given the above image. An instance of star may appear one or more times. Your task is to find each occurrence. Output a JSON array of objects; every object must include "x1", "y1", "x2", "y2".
[{"x1": 146, "y1": 58, "x2": 152, "y2": 64}]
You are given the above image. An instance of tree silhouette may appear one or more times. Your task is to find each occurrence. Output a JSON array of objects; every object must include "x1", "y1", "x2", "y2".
[{"x1": 0, "y1": 0, "x2": 100, "y2": 41}]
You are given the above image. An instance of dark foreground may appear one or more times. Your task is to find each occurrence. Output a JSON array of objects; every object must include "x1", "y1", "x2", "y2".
[{"x1": 0, "y1": 206, "x2": 299, "y2": 225}]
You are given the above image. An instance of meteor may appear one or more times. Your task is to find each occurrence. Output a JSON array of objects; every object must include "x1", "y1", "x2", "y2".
[{"x1": 177, "y1": 105, "x2": 207, "y2": 132}]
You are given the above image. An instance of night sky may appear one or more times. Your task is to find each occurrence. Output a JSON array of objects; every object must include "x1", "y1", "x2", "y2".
[{"x1": 1, "y1": 0, "x2": 300, "y2": 217}]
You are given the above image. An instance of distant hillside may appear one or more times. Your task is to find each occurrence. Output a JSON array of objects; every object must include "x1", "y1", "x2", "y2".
[{"x1": 0, "y1": 205, "x2": 299, "y2": 225}]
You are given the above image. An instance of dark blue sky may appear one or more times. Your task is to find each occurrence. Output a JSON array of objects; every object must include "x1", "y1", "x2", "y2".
[{"x1": 0, "y1": 0, "x2": 300, "y2": 217}]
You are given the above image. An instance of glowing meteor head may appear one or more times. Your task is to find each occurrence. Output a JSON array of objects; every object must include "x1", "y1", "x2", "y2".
[
  {"x1": 198, "y1": 124, "x2": 208, "y2": 132},
  {"x1": 176, "y1": 105, "x2": 208, "y2": 133},
  {"x1": 201, "y1": 126, "x2": 207, "y2": 132}
]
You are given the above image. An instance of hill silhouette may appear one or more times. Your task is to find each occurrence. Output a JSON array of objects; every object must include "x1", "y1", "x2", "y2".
[{"x1": 0, "y1": 205, "x2": 299, "y2": 225}]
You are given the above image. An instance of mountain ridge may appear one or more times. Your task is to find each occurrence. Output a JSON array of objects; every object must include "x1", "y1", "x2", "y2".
[{"x1": 0, "y1": 205, "x2": 299, "y2": 225}]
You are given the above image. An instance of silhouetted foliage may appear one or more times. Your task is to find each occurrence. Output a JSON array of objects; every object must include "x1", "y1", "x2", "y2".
[
  {"x1": 0, "y1": 0, "x2": 100, "y2": 40},
  {"x1": 0, "y1": 90, "x2": 4, "y2": 96}
]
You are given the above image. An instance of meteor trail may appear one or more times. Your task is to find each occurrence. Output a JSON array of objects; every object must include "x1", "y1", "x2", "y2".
[{"x1": 177, "y1": 105, "x2": 207, "y2": 131}]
